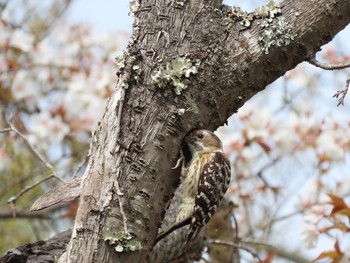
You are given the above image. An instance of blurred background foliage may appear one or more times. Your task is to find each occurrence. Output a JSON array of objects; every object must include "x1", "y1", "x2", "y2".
[{"x1": 0, "y1": 0, "x2": 350, "y2": 262}]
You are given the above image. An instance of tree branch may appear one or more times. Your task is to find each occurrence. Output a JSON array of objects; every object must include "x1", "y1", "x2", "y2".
[
  {"x1": 309, "y1": 58, "x2": 350, "y2": 70},
  {"x1": 7, "y1": 174, "x2": 57, "y2": 208},
  {"x1": 246, "y1": 240, "x2": 310, "y2": 263},
  {"x1": 209, "y1": 240, "x2": 262, "y2": 262},
  {"x1": 0, "y1": 230, "x2": 71, "y2": 263},
  {"x1": 17, "y1": 0, "x2": 350, "y2": 262},
  {"x1": 0, "y1": 211, "x2": 51, "y2": 219}
]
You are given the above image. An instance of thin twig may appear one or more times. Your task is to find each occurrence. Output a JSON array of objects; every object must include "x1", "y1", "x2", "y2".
[
  {"x1": 231, "y1": 210, "x2": 239, "y2": 240},
  {"x1": 8, "y1": 122, "x2": 53, "y2": 170},
  {"x1": 255, "y1": 157, "x2": 281, "y2": 188},
  {"x1": 333, "y1": 72, "x2": 350, "y2": 106},
  {"x1": 0, "y1": 127, "x2": 12, "y2": 133},
  {"x1": 269, "y1": 210, "x2": 303, "y2": 224},
  {"x1": 0, "y1": 210, "x2": 51, "y2": 219},
  {"x1": 7, "y1": 174, "x2": 56, "y2": 206},
  {"x1": 210, "y1": 240, "x2": 262, "y2": 262},
  {"x1": 241, "y1": 240, "x2": 273, "y2": 248},
  {"x1": 4, "y1": 120, "x2": 64, "y2": 209},
  {"x1": 72, "y1": 155, "x2": 89, "y2": 178},
  {"x1": 309, "y1": 58, "x2": 350, "y2": 70},
  {"x1": 244, "y1": 240, "x2": 309, "y2": 263}
]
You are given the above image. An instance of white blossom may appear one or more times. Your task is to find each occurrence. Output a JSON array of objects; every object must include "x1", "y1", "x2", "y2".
[
  {"x1": 238, "y1": 104, "x2": 270, "y2": 140},
  {"x1": 301, "y1": 222, "x2": 319, "y2": 248},
  {"x1": 9, "y1": 29, "x2": 34, "y2": 52},
  {"x1": 273, "y1": 128, "x2": 299, "y2": 154},
  {"x1": 33, "y1": 41, "x2": 56, "y2": 65},
  {"x1": 63, "y1": 73, "x2": 109, "y2": 131},
  {"x1": 317, "y1": 132, "x2": 344, "y2": 162},
  {"x1": 11, "y1": 71, "x2": 38, "y2": 110},
  {"x1": 28, "y1": 112, "x2": 70, "y2": 150}
]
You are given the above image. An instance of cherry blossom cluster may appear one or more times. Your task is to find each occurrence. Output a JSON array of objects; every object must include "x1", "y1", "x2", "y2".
[
  {"x1": 218, "y1": 98, "x2": 350, "y2": 260},
  {"x1": 1, "y1": 19, "x2": 128, "y2": 155}
]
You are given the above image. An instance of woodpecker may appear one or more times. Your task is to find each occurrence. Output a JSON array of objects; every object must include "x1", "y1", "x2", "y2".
[{"x1": 154, "y1": 129, "x2": 231, "y2": 245}]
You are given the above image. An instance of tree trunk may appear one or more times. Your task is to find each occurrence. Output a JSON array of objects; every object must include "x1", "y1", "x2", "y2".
[
  {"x1": 60, "y1": 0, "x2": 350, "y2": 262},
  {"x1": 1, "y1": 0, "x2": 349, "y2": 263}
]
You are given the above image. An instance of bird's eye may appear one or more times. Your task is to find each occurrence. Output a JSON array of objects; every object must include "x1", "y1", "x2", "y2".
[{"x1": 197, "y1": 134, "x2": 204, "y2": 139}]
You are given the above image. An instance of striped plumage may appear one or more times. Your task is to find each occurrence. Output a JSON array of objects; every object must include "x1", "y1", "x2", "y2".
[
  {"x1": 179, "y1": 130, "x2": 231, "y2": 242},
  {"x1": 153, "y1": 130, "x2": 231, "y2": 246},
  {"x1": 190, "y1": 153, "x2": 231, "y2": 241}
]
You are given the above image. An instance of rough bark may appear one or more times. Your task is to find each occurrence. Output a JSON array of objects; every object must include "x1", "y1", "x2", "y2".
[
  {"x1": 0, "y1": 230, "x2": 71, "y2": 263},
  {"x1": 2, "y1": 0, "x2": 350, "y2": 262},
  {"x1": 63, "y1": 0, "x2": 350, "y2": 261}
]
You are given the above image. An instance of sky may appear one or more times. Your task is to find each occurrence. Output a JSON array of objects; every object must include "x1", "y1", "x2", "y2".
[
  {"x1": 66, "y1": 1, "x2": 134, "y2": 33},
  {"x1": 65, "y1": 1, "x2": 261, "y2": 33}
]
